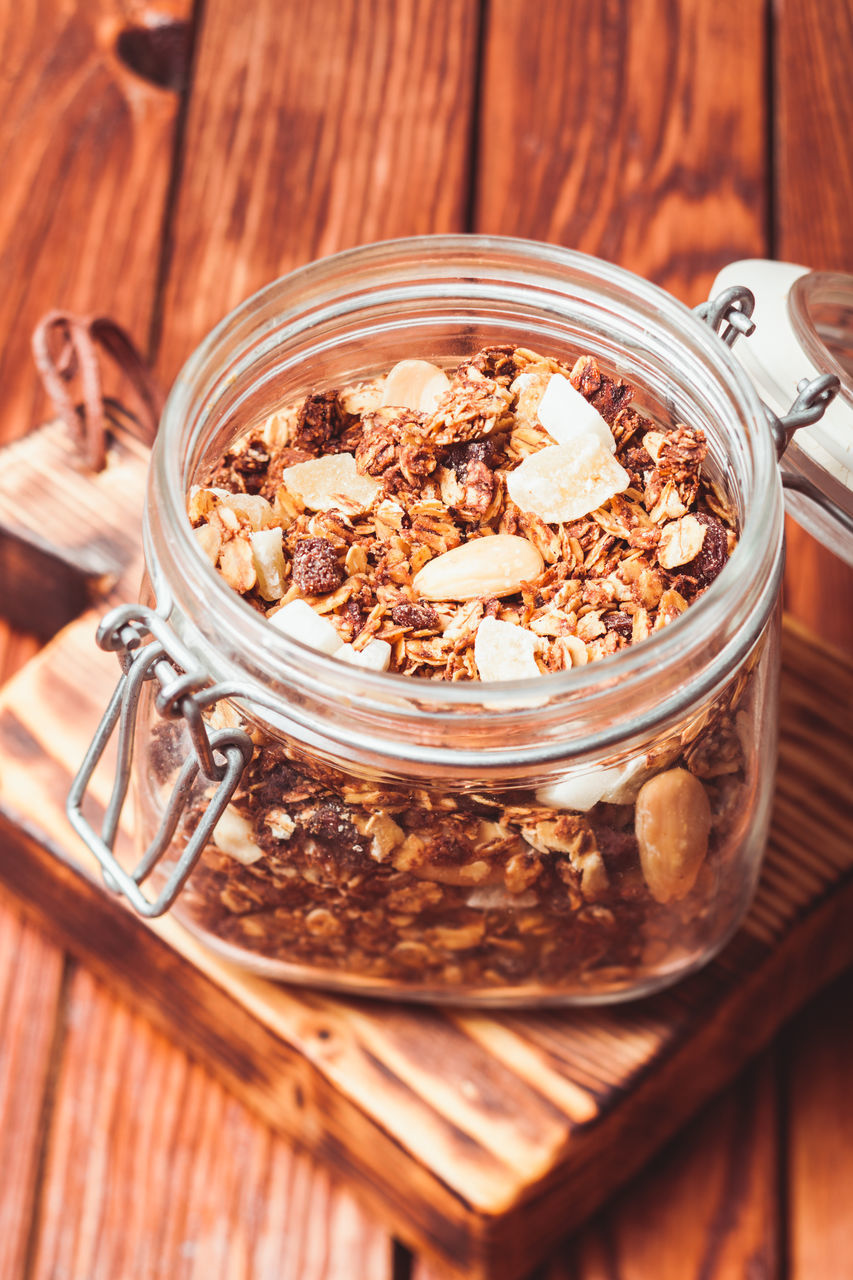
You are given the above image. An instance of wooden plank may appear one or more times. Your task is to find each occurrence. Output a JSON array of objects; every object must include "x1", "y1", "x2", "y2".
[
  {"x1": 476, "y1": 0, "x2": 767, "y2": 304},
  {"x1": 154, "y1": 0, "x2": 480, "y2": 384},
  {"x1": 0, "y1": 420, "x2": 148, "y2": 637},
  {"x1": 29, "y1": 964, "x2": 392, "y2": 1280},
  {"x1": 775, "y1": 0, "x2": 853, "y2": 650},
  {"x1": 0, "y1": 892, "x2": 66, "y2": 1280},
  {"x1": 0, "y1": 614, "x2": 849, "y2": 1279},
  {"x1": 415, "y1": 1054, "x2": 781, "y2": 1280},
  {"x1": 0, "y1": 0, "x2": 191, "y2": 446},
  {"x1": 785, "y1": 969, "x2": 853, "y2": 1279},
  {"x1": 549, "y1": 1053, "x2": 779, "y2": 1279}
]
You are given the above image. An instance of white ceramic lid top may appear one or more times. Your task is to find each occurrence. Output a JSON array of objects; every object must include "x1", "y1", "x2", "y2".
[{"x1": 712, "y1": 259, "x2": 853, "y2": 565}]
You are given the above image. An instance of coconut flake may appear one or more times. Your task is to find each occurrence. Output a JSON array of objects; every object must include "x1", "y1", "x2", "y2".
[
  {"x1": 537, "y1": 373, "x2": 616, "y2": 452},
  {"x1": 536, "y1": 756, "x2": 651, "y2": 811},
  {"x1": 474, "y1": 616, "x2": 541, "y2": 681}
]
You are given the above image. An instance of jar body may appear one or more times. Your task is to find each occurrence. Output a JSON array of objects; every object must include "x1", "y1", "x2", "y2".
[
  {"x1": 137, "y1": 609, "x2": 779, "y2": 1002},
  {"x1": 131, "y1": 237, "x2": 784, "y2": 1004}
]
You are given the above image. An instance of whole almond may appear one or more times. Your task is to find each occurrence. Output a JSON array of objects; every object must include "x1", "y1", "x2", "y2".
[
  {"x1": 635, "y1": 768, "x2": 711, "y2": 903},
  {"x1": 381, "y1": 359, "x2": 450, "y2": 413},
  {"x1": 411, "y1": 534, "x2": 544, "y2": 601}
]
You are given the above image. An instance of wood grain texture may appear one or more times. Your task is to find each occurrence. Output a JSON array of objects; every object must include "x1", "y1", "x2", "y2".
[
  {"x1": 29, "y1": 963, "x2": 391, "y2": 1280},
  {"x1": 0, "y1": 607, "x2": 849, "y2": 1277},
  {"x1": 154, "y1": 0, "x2": 479, "y2": 384},
  {"x1": 550, "y1": 1053, "x2": 779, "y2": 1279},
  {"x1": 785, "y1": 969, "x2": 853, "y2": 1279},
  {"x1": 775, "y1": 0, "x2": 853, "y2": 650},
  {"x1": 0, "y1": 892, "x2": 66, "y2": 1280},
  {"x1": 416, "y1": 1054, "x2": 780, "y2": 1280},
  {"x1": 0, "y1": 0, "x2": 190, "y2": 445},
  {"x1": 0, "y1": 420, "x2": 148, "y2": 636},
  {"x1": 476, "y1": 0, "x2": 767, "y2": 303}
]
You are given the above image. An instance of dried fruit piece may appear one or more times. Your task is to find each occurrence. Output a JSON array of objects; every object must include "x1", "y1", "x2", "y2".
[
  {"x1": 657, "y1": 514, "x2": 707, "y2": 569},
  {"x1": 268, "y1": 599, "x2": 343, "y2": 655},
  {"x1": 686, "y1": 512, "x2": 729, "y2": 586},
  {"x1": 292, "y1": 537, "x2": 344, "y2": 595},
  {"x1": 212, "y1": 805, "x2": 263, "y2": 865},
  {"x1": 537, "y1": 373, "x2": 616, "y2": 452},
  {"x1": 281, "y1": 453, "x2": 381, "y2": 513},
  {"x1": 381, "y1": 359, "x2": 451, "y2": 413},
  {"x1": 250, "y1": 527, "x2": 286, "y2": 600},
  {"x1": 506, "y1": 437, "x2": 630, "y2": 523},
  {"x1": 391, "y1": 602, "x2": 440, "y2": 631},
  {"x1": 411, "y1": 534, "x2": 544, "y2": 601},
  {"x1": 337, "y1": 639, "x2": 392, "y2": 671},
  {"x1": 635, "y1": 768, "x2": 711, "y2": 902},
  {"x1": 474, "y1": 616, "x2": 541, "y2": 681}
]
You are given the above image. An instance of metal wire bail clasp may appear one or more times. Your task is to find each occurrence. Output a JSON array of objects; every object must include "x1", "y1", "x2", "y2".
[
  {"x1": 67, "y1": 603, "x2": 253, "y2": 918},
  {"x1": 696, "y1": 283, "x2": 846, "y2": 535}
]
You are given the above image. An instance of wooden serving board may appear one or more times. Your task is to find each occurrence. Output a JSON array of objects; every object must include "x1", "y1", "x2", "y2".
[{"x1": 0, "y1": 444, "x2": 850, "y2": 1279}]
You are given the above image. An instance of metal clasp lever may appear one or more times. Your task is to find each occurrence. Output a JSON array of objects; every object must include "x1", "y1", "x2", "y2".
[
  {"x1": 67, "y1": 603, "x2": 253, "y2": 918},
  {"x1": 696, "y1": 285, "x2": 847, "y2": 534}
]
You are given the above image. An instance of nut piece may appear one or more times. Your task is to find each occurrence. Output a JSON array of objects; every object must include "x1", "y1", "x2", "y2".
[
  {"x1": 657, "y1": 514, "x2": 707, "y2": 569},
  {"x1": 635, "y1": 768, "x2": 711, "y2": 903},
  {"x1": 381, "y1": 359, "x2": 451, "y2": 413},
  {"x1": 212, "y1": 805, "x2": 263, "y2": 865},
  {"x1": 536, "y1": 754, "x2": 651, "y2": 811},
  {"x1": 268, "y1": 599, "x2": 343, "y2": 655},
  {"x1": 281, "y1": 453, "x2": 381, "y2": 514},
  {"x1": 336, "y1": 639, "x2": 392, "y2": 671},
  {"x1": 506, "y1": 437, "x2": 630, "y2": 524},
  {"x1": 411, "y1": 534, "x2": 544, "y2": 601},
  {"x1": 537, "y1": 373, "x2": 616, "y2": 453},
  {"x1": 474, "y1": 616, "x2": 540, "y2": 681}
]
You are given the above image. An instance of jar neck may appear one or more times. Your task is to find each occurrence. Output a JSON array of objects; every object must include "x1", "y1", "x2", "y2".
[{"x1": 147, "y1": 236, "x2": 784, "y2": 779}]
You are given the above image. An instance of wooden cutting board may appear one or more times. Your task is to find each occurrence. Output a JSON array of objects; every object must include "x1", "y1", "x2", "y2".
[{"x1": 0, "y1": 431, "x2": 850, "y2": 1280}]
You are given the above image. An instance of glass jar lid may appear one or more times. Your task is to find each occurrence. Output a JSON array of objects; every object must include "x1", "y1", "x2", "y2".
[{"x1": 711, "y1": 259, "x2": 853, "y2": 565}]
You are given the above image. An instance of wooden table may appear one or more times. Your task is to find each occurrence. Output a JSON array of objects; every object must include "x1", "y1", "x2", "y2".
[{"x1": 1, "y1": 2, "x2": 851, "y2": 1277}]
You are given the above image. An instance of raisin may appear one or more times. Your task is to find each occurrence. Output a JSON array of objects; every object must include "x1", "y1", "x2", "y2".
[
  {"x1": 292, "y1": 538, "x2": 344, "y2": 595},
  {"x1": 391, "y1": 602, "x2": 440, "y2": 631},
  {"x1": 304, "y1": 802, "x2": 365, "y2": 853},
  {"x1": 686, "y1": 513, "x2": 729, "y2": 587},
  {"x1": 293, "y1": 391, "x2": 350, "y2": 452},
  {"x1": 594, "y1": 825, "x2": 640, "y2": 871},
  {"x1": 442, "y1": 437, "x2": 499, "y2": 479},
  {"x1": 603, "y1": 611, "x2": 634, "y2": 641}
]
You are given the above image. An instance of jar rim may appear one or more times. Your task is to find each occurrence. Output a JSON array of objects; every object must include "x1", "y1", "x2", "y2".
[{"x1": 148, "y1": 234, "x2": 784, "y2": 772}]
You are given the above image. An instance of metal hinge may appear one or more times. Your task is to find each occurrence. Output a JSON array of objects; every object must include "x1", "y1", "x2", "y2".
[
  {"x1": 67, "y1": 603, "x2": 253, "y2": 918},
  {"x1": 695, "y1": 285, "x2": 847, "y2": 532}
]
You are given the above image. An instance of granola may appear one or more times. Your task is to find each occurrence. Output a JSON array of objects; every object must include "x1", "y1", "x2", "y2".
[{"x1": 153, "y1": 344, "x2": 758, "y2": 997}]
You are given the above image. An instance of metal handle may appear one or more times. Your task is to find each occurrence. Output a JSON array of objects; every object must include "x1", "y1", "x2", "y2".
[
  {"x1": 696, "y1": 286, "x2": 843, "y2": 528},
  {"x1": 67, "y1": 603, "x2": 253, "y2": 917}
]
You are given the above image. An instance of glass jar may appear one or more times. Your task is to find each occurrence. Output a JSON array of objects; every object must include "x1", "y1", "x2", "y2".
[{"x1": 72, "y1": 237, "x2": 798, "y2": 1005}]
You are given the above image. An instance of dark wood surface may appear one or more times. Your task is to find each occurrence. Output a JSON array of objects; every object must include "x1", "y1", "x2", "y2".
[{"x1": 0, "y1": 0, "x2": 851, "y2": 1276}]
